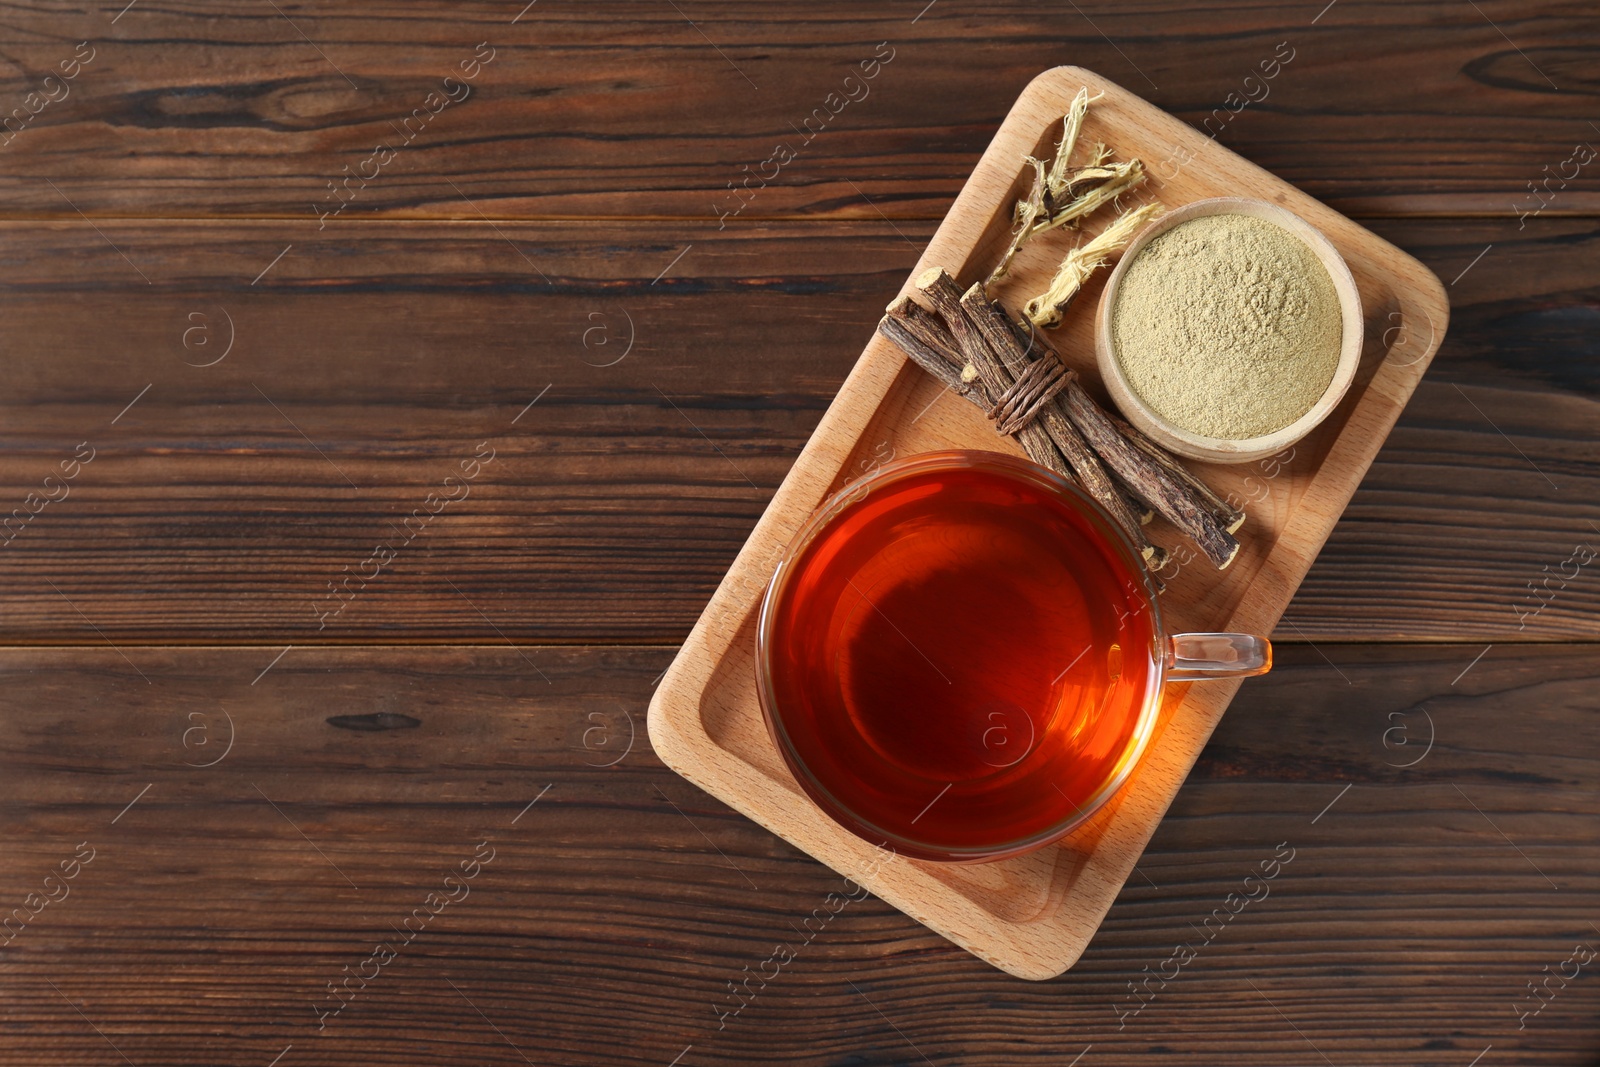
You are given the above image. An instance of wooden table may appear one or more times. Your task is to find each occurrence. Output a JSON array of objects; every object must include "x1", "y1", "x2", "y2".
[{"x1": 1, "y1": 3, "x2": 1594, "y2": 1064}]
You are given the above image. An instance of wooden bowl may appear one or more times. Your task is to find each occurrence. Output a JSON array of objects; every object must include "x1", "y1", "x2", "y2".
[{"x1": 1094, "y1": 197, "x2": 1364, "y2": 464}]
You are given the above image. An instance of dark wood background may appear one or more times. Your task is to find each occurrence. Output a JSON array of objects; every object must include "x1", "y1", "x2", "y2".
[{"x1": 0, "y1": 2, "x2": 1595, "y2": 1064}]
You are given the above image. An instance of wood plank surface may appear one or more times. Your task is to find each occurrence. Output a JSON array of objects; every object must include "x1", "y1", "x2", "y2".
[
  {"x1": 3, "y1": 2, "x2": 1596, "y2": 1061},
  {"x1": 0, "y1": 643, "x2": 1594, "y2": 1065},
  {"x1": 0, "y1": 1, "x2": 1596, "y2": 220},
  {"x1": 0, "y1": 216, "x2": 1593, "y2": 644}
]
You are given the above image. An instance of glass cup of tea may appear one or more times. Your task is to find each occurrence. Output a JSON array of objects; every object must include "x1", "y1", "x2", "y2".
[{"x1": 756, "y1": 449, "x2": 1271, "y2": 863}]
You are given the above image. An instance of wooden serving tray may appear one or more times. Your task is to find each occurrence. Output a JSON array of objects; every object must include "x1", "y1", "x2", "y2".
[{"x1": 647, "y1": 66, "x2": 1449, "y2": 980}]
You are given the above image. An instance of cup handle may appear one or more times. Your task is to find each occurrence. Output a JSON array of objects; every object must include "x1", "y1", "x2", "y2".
[{"x1": 1166, "y1": 633, "x2": 1272, "y2": 681}]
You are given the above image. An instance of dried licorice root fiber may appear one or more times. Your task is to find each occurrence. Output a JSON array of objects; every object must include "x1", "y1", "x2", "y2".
[{"x1": 1111, "y1": 213, "x2": 1342, "y2": 440}]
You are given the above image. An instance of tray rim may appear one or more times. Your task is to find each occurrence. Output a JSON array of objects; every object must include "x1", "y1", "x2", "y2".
[{"x1": 647, "y1": 64, "x2": 1451, "y2": 981}]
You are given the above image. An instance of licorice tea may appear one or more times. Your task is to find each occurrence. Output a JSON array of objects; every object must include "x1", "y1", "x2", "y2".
[{"x1": 758, "y1": 451, "x2": 1162, "y2": 861}]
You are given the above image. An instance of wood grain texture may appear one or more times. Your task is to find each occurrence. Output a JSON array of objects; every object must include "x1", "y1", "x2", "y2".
[
  {"x1": 0, "y1": 643, "x2": 1594, "y2": 1064},
  {"x1": 0, "y1": 1, "x2": 1592, "y2": 1061},
  {"x1": 0, "y1": 216, "x2": 1592, "y2": 645},
  {"x1": 0, "y1": 1, "x2": 1595, "y2": 220}
]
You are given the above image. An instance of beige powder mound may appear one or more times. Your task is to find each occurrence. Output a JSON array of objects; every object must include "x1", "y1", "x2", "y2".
[{"x1": 1111, "y1": 213, "x2": 1342, "y2": 440}]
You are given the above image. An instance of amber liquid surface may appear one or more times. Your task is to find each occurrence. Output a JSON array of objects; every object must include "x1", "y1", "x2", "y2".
[{"x1": 765, "y1": 459, "x2": 1160, "y2": 856}]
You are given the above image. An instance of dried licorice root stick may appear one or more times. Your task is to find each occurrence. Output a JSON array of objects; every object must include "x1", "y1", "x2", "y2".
[
  {"x1": 914, "y1": 268, "x2": 1167, "y2": 570},
  {"x1": 1023, "y1": 202, "x2": 1162, "y2": 329},
  {"x1": 878, "y1": 297, "x2": 977, "y2": 399},
  {"x1": 1108, "y1": 412, "x2": 1246, "y2": 534},
  {"x1": 957, "y1": 283, "x2": 1159, "y2": 563},
  {"x1": 908, "y1": 269, "x2": 1067, "y2": 480},
  {"x1": 985, "y1": 87, "x2": 1149, "y2": 290},
  {"x1": 1059, "y1": 379, "x2": 1241, "y2": 569}
]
